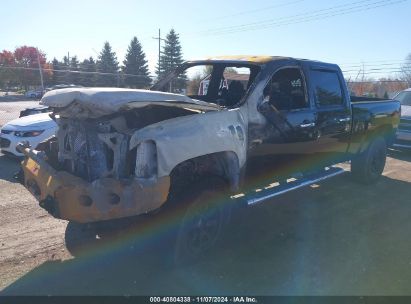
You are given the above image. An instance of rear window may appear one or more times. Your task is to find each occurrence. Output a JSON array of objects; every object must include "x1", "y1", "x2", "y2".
[{"x1": 311, "y1": 70, "x2": 344, "y2": 106}]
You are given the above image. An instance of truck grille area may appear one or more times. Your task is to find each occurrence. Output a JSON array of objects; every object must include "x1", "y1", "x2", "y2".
[
  {"x1": 57, "y1": 120, "x2": 128, "y2": 182},
  {"x1": 67, "y1": 124, "x2": 109, "y2": 181},
  {"x1": 0, "y1": 137, "x2": 11, "y2": 148}
]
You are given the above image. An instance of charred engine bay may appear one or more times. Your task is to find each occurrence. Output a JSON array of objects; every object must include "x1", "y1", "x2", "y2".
[{"x1": 44, "y1": 105, "x2": 200, "y2": 182}]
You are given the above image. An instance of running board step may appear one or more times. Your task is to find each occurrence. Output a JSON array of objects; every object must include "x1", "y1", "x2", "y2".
[{"x1": 247, "y1": 167, "x2": 346, "y2": 206}]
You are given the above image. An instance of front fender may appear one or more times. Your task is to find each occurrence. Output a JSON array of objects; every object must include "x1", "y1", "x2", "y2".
[{"x1": 129, "y1": 109, "x2": 247, "y2": 177}]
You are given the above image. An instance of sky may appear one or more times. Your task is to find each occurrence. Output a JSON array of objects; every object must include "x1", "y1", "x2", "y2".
[{"x1": 1, "y1": 0, "x2": 410, "y2": 79}]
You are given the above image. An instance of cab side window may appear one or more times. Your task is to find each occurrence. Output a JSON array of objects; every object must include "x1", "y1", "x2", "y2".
[
  {"x1": 263, "y1": 68, "x2": 308, "y2": 111},
  {"x1": 311, "y1": 70, "x2": 344, "y2": 106}
]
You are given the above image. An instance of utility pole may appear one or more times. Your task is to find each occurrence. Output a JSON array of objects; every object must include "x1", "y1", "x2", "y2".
[
  {"x1": 152, "y1": 29, "x2": 166, "y2": 76},
  {"x1": 36, "y1": 48, "x2": 44, "y2": 90}
]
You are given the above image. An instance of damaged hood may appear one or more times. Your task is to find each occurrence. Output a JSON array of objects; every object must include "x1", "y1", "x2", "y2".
[{"x1": 40, "y1": 87, "x2": 219, "y2": 118}]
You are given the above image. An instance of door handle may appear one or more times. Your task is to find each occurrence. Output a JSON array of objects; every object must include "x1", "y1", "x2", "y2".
[
  {"x1": 300, "y1": 122, "x2": 316, "y2": 128},
  {"x1": 339, "y1": 117, "x2": 351, "y2": 122}
]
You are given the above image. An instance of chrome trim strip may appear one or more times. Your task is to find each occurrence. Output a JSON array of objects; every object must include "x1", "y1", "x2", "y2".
[
  {"x1": 393, "y1": 144, "x2": 411, "y2": 149},
  {"x1": 247, "y1": 168, "x2": 345, "y2": 206}
]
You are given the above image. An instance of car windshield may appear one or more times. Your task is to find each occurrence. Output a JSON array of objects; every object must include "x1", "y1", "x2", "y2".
[
  {"x1": 153, "y1": 63, "x2": 261, "y2": 108},
  {"x1": 395, "y1": 91, "x2": 411, "y2": 106}
]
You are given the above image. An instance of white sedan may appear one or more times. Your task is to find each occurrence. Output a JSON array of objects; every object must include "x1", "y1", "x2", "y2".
[
  {"x1": 394, "y1": 88, "x2": 411, "y2": 149},
  {"x1": 0, "y1": 112, "x2": 57, "y2": 157}
]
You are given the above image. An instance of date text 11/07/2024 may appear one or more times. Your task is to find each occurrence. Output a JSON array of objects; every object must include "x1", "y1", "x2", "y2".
[{"x1": 149, "y1": 297, "x2": 258, "y2": 303}]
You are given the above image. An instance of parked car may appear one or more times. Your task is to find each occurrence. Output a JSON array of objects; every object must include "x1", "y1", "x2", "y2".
[
  {"x1": 0, "y1": 112, "x2": 57, "y2": 157},
  {"x1": 18, "y1": 56, "x2": 400, "y2": 259},
  {"x1": 45, "y1": 84, "x2": 84, "y2": 92},
  {"x1": 25, "y1": 89, "x2": 44, "y2": 99},
  {"x1": 393, "y1": 88, "x2": 411, "y2": 148},
  {"x1": 19, "y1": 105, "x2": 50, "y2": 118}
]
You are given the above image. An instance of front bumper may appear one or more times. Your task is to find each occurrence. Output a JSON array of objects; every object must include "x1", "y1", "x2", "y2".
[
  {"x1": 20, "y1": 147, "x2": 170, "y2": 223},
  {"x1": 0, "y1": 134, "x2": 21, "y2": 156},
  {"x1": 0, "y1": 128, "x2": 55, "y2": 156}
]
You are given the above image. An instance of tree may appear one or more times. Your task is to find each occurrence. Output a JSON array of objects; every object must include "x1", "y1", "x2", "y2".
[
  {"x1": 156, "y1": 29, "x2": 185, "y2": 91},
  {"x1": 122, "y1": 37, "x2": 151, "y2": 88},
  {"x1": 186, "y1": 73, "x2": 203, "y2": 95},
  {"x1": 0, "y1": 50, "x2": 17, "y2": 88},
  {"x1": 69, "y1": 56, "x2": 80, "y2": 84},
  {"x1": 13, "y1": 46, "x2": 50, "y2": 89},
  {"x1": 79, "y1": 57, "x2": 97, "y2": 87},
  {"x1": 60, "y1": 56, "x2": 71, "y2": 84},
  {"x1": 401, "y1": 53, "x2": 411, "y2": 86},
  {"x1": 96, "y1": 42, "x2": 119, "y2": 87},
  {"x1": 51, "y1": 58, "x2": 60, "y2": 85}
]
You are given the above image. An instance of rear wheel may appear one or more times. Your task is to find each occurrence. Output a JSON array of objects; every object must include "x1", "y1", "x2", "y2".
[{"x1": 351, "y1": 136, "x2": 387, "y2": 184}]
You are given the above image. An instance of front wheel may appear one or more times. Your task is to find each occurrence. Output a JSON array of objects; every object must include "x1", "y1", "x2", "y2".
[
  {"x1": 351, "y1": 136, "x2": 387, "y2": 184},
  {"x1": 174, "y1": 178, "x2": 231, "y2": 265}
]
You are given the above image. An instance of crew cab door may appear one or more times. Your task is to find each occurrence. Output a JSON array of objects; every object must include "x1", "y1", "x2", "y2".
[
  {"x1": 250, "y1": 66, "x2": 318, "y2": 156},
  {"x1": 307, "y1": 66, "x2": 352, "y2": 159}
]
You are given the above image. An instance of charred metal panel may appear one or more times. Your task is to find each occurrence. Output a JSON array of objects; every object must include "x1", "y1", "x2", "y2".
[{"x1": 129, "y1": 108, "x2": 248, "y2": 179}]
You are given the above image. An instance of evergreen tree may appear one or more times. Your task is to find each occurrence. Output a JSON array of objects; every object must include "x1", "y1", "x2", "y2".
[
  {"x1": 51, "y1": 58, "x2": 60, "y2": 85},
  {"x1": 68, "y1": 56, "x2": 80, "y2": 84},
  {"x1": 97, "y1": 42, "x2": 119, "y2": 87},
  {"x1": 122, "y1": 37, "x2": 151, "y2": 89},
  {"x1": 79, "y1": 57, "x2": 97, "y2": 87},
  {"x1": 156, "y1": 29, "x2": 185, "y2": 92},
  {"x1": 61, "y1": 56, "x2": 70, "y2": 84}
]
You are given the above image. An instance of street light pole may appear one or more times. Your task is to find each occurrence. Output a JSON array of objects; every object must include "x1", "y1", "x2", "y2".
[
  {"x1": 36, "y1": 48, "x2": 44, "y2": 90},
  {"x1": 153, "y1": 29, "x2": 166, "y2": 76}
]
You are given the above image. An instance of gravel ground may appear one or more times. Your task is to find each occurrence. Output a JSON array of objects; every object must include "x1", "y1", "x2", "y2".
[{"x1": 0, "y1": 100, "x2": 41, "y2": 127}]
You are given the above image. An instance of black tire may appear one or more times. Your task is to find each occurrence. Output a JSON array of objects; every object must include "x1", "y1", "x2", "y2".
[
  {"x1": 173, "y1": 177, "x2": 231, "y2": 265},
  {"x1": 351, "y1": 136, "x2": 387, "y2": 184}
]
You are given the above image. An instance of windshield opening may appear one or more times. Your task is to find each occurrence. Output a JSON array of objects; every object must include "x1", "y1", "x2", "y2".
[{"x1": 153, "y1": 63, "x2": 261, "y2": 108}]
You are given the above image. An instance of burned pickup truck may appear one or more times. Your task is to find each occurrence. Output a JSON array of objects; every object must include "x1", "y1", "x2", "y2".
[{"x1": 18, "y1": 56, "x2": 400, "y2": 258}]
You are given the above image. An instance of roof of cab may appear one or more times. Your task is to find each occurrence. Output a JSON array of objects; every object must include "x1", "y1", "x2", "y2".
[
  {"x1": 186, "y1": 55, "x2": 291, "y2": 65},
  {"x1": 187, "y1": 55, "x2": 338, "y2": 68}
]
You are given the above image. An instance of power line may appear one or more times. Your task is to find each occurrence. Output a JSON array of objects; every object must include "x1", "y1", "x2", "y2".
[
  {"x1": 194, "y1": 0, "x2": 407, "y2": 36},
  {"x1": 198, "y1": 0, "x2": 376, "y2": 33},
  {"x1": 0, "y1": 65, "x2": 155, "y2": 79},
  {"x1": 338, "y1": 59, "x2": 408, "y2": 65},
  {"x1": 199, "y1": 0, "x2": 305, "y2": 22},
  {"x1": 342, "y1": 66, "x2": 411, "y2": 73},
  {"x1": 340, "y1": 62, "x2": 407, "y2": 69},
  {"x1": 213, "y1": 0, "x2": 405, "y2": 35}
]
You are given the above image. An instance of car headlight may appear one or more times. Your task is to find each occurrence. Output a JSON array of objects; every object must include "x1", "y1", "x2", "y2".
[
  {"x1": 135, "y1": 140, "x2": 157, "y2": 179},
  {"x1": 14, "y1": 130, "x2": 45, "y2": 137}
]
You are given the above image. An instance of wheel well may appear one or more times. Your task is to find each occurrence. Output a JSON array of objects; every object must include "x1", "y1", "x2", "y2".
[
  {"x1": 168, "y1": 151, "x2": 241, "y2": 199},
  {"x1": 360, "y1": 124, "x2": 394, "y2": 153},
  {"x1": 380, "y1": 124, "x2": 395, "y2": 146}
]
